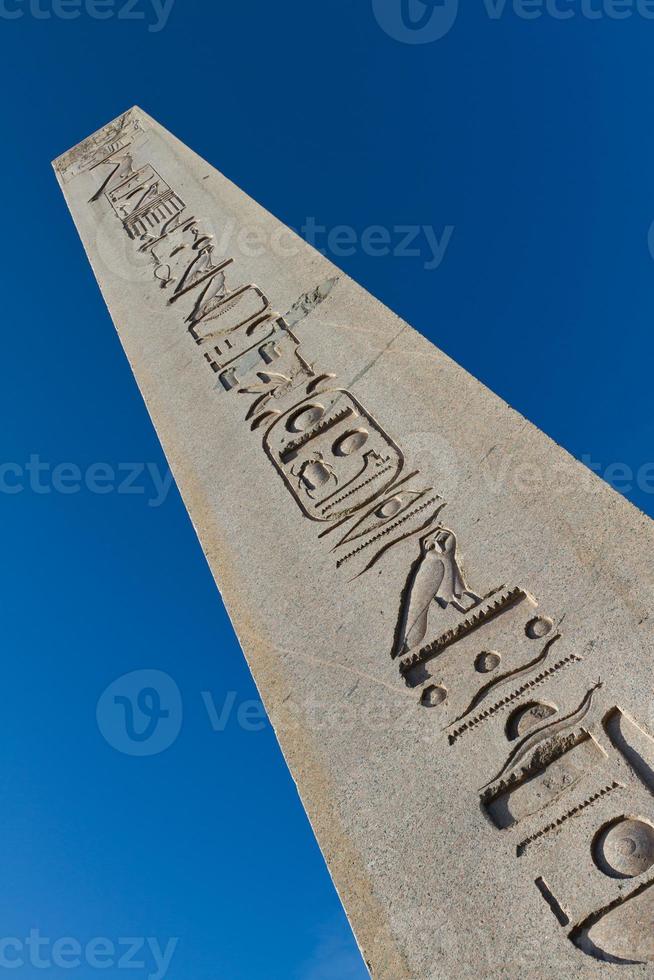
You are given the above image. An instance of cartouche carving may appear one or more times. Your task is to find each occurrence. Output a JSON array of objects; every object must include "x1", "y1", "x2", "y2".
[
  {"x1": 71, "y1": 135, "x2": 623, "y2": 967},
  {"x1": 263, "y1": 390, "x2": 404, "y2": 522},
  {"x1": 320, "y1": 459, "x2": 396, "y2": 516},
  {"x1": 279, "y1": 406, "x2": 356, "y2": 464},
  {"x1": 327, "y1": 481, "x2": 420, "y2": 531}
]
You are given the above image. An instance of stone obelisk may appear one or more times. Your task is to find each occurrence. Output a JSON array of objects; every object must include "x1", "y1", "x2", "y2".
[{"x1": 54, "y1": 108, "x2": 654, "y2": 978}]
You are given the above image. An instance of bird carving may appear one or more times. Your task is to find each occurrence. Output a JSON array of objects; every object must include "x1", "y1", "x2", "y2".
[{"x1": 393, "y1": 527, "x2": 481, "y2": 659}]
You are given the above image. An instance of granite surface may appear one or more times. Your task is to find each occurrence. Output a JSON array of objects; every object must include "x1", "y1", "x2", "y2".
[{"x1": 54, "y1": 108, "x2": 654, "y2": 978}]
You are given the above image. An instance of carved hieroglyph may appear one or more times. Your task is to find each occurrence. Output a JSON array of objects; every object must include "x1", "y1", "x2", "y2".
[{"x1": 54, "y1": 108, "x2": 654, "y2": 979}]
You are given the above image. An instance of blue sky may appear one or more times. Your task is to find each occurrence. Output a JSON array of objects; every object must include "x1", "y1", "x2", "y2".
[{"x1": 2, "y1": 1, "x2": 654, "y2": 977}]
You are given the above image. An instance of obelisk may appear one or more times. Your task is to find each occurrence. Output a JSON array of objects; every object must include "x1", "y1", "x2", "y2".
[{"x1": 54, "y1": 107, "x2": 654, "y2": 978}]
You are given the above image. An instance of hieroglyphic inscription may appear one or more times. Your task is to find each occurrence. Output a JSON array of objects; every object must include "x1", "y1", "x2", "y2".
[
  {"x1": 54, "y1": 110, "x2": 148, "y2": 184},
  {"x1": 66, "y1": 112, "x2": 654, "y2": 965},
  {"x1": 511, "y1": 702, "x2": 654, "y2": 963},
  {"x1": 81, "y1": 119, "x2": 458, "y2": 597}
]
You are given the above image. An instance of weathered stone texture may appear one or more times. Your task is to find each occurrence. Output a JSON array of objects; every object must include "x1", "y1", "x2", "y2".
[{"x1": 54, "y1": 108, "x2": 654, "y2": 978}]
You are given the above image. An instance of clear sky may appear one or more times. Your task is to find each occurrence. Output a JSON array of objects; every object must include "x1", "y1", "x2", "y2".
[{"x1": 2, "y1": 1, "x2": 654, "y2": 978}]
